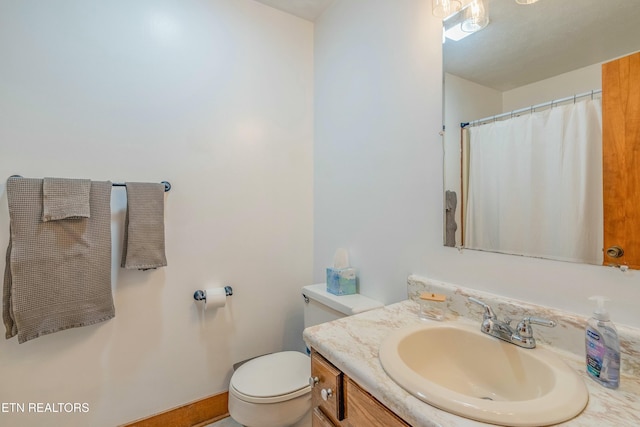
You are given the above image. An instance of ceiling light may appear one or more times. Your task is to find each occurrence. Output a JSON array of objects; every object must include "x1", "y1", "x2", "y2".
[
  {"x1": 442, "y1": 0, "x2": 490, "y2": 43},
  {"x1": 432, "y1": 0, "x2": 462, "y2": 18},
  {"x1": 516, "y1": 0, "x2": 539, "y2": 4},
  {"x1": 442, "y1": 3, "x2": 476, "y2": 43},
  {"x1": 461, "y1": 0, "x2": 489, "y2": 33},
  {"x1": 444, "y1": 23, "x2": 474, "y2": 42}
]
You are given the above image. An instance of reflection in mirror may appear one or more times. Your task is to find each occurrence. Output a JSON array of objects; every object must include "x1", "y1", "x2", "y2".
[{"x1": 442, "y1": 0, "x2": 640, "y2": 266}]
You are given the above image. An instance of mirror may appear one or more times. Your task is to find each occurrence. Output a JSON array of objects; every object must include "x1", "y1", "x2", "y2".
[{"x1": 442, "y1": 0, "x2": 640, "y2": 265}]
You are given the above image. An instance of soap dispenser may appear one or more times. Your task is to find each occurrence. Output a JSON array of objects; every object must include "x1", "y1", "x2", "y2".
[{"x1": 585, "y1": 296, "x2": 620, "y2": 389}]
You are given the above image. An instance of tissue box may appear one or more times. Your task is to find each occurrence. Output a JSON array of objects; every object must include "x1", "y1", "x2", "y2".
[{"x1": 326, "y1": 268, "x2": 357, "y2": 295}]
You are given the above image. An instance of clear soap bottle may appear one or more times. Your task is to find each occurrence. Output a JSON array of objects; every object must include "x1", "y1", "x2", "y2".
[{"x1": 585, "y1": 296, "x2": 620, "y2": 389}]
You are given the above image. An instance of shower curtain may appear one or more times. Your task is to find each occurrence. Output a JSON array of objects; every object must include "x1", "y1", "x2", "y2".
[{"x1": 464, "y1": 98, "x2": 603, "y2": 264}]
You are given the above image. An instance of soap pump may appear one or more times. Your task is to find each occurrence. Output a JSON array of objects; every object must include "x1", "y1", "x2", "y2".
[{"x1": 585, "y1": 296, "x2": 620, "y2": 389}]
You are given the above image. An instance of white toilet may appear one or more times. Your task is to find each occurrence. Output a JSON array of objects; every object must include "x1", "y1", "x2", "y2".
[{"x1": 228, "y1": 283, "x2": 383, "y2": 427}]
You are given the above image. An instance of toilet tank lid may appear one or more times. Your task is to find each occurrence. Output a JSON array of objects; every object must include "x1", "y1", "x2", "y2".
[
  {"x1": 231, "y1": 351, "x2": 310, "y2": 399},
  {"x1": 302, "y1": 283, "x2": 384, "y2": 315}
]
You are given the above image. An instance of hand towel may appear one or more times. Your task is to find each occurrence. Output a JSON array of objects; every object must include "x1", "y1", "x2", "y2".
[
  {"x1": 3, "y1": 177, "x2": 115, "y2": 343},
  {"x1": 120, "y1": 182, "x2": 168, "y2": 270},
  {"x1": 42, "y1": 177, "x2": 91, "y2": 221}
]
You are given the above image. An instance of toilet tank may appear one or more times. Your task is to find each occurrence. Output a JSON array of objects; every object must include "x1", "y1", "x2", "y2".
[{"x1": 302, "y1": 283, "x2": 384, "y2": 328}]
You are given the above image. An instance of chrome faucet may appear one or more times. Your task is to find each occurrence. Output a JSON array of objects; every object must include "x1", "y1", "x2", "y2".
[{"x1": 469, "y1": 297, "x2": 556, "y2": 349}]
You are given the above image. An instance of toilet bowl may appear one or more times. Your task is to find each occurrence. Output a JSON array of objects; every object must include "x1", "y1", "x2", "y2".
[
  {"x1": 228, "y1": 351, "x2": 311, "y2": 427},
  {"x1": 228, "y1": 284, "x2": 384, "y2": 427}
]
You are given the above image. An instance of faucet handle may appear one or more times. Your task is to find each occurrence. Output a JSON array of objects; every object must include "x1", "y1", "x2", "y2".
[
  {"x1": 516, "y1": 316, "x2": 556, "y2": 338},
  {"x1": 468, "y1": 297, "x2": 497, "y2": 320}
]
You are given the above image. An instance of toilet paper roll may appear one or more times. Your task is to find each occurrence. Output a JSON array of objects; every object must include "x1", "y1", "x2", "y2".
[{"x1": 205, "y1": 287, "x2": 227, "y2": 310}]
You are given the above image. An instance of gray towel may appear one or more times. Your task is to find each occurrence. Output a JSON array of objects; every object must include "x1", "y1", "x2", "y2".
[
  {"x1": 120, "y1": 182, "x2": 168, "y2": 270},
  {"x1": 3, "y1": 177, "x2": 115, "y2": 343},
  {"x1": 42, "y1": 177, "x2": 91, "y2": 222}
]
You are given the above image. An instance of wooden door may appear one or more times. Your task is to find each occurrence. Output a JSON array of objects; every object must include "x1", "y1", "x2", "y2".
[{"x1": 602, "y1": 51, "x2": 640, "y2": 268}]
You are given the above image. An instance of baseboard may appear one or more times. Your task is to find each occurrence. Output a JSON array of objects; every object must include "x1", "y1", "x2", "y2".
[{"x1": 121, "y1": 391, "x2": 229, "y2": 427}]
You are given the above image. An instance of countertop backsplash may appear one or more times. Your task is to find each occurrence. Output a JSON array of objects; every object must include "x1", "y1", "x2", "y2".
[{"x1": 407, "y1": 275, "x2": 640, "y2": 378}]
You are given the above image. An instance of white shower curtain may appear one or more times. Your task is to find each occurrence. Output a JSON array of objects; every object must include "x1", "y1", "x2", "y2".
[{"x1": 464, "y1": 99, "x2": 603, "y2": 264}]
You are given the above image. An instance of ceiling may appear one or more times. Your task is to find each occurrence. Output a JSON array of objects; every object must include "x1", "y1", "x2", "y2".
[
  {"x1": 253, "y1": 0, "x2": 640, "y2": 92},
  {"x1": 445, "y1": 0, "x2": 640, "y2": 91},
  {"x1": 252, "y1": 0, "x2": 334, "y2": 21}
]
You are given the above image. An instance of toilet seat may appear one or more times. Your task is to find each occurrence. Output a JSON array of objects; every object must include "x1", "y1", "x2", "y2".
[{"x1": 230, "y1": 351, "x2": 311, "y2": 404}]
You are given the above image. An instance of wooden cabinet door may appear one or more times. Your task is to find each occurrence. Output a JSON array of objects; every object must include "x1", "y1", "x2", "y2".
[
  {"x1": 603, "y1": 51, "x2": 640, "y2": 268},
  {"x1": 311, "y1": 350, "x2": 345, "y2": 424},
  {"x1": 345, "y1": 379, "x2": 410, "y2": 427}
]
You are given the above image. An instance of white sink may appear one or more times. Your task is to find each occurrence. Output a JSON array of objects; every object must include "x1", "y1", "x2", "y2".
[{"x1": 379, "y1": 322, "x2": 589, "y2": 426}]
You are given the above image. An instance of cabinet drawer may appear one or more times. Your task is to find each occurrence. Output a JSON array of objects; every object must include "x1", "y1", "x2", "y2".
[
  {"x1": 346, "y1": 379, "x2": 409, "y2": 427},
  {"x1": 311, "y1": 350, "x2": 345, "y2": 422},
  {"x1": 312, "y1": 407, "x2": 338, "y2": 427}
]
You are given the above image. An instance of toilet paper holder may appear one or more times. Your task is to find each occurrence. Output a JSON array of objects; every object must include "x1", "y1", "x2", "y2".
[{"x1": 193, "y1": 286, "x2": 233, "y2": 302}]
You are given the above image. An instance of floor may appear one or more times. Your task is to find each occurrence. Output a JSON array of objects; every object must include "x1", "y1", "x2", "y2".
[{"x1": 205, "y1": 416, "x2": 242, "y2": 427}]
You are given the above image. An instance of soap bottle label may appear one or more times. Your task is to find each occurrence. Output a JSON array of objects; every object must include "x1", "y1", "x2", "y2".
[{"x1": 586, "y1": 327, "x2": 605, "y2": 378}]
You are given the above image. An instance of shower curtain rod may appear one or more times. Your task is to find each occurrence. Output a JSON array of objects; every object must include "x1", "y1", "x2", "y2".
[{"x1": 461, "y1": 89, "x2": 602, "y2": 128}]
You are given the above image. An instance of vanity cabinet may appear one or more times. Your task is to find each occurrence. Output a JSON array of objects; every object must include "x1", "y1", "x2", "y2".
[
  {"x1": 344, "y1": 379, "x2": 409, "y2": 427},
  {"x1": 310, "y1": 350, "x2": 410, "y2": 427},
  {"x1": 312, "y1": 407, "x2": 338, "y2": 427}
]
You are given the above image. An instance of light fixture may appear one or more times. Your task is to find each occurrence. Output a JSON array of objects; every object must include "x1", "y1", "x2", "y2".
[
  {"x1": 442, "y1": 4, "x2": 472, "y2": 42},
  {"x1": 461, "y1": 0, "x2": 489, "y2": 33},
  {"x1": 442, "y1": 0, "x2": 489, "y2": 43},
  {"x1": 444, "y1": 21, "x2": 473, "y2": 42},
  {"x1": 432, "y1": 0, "x2": 462, "y2": 18},
  {"x1": 515, "y1": 0, "x2": 539, "y2": 4}
]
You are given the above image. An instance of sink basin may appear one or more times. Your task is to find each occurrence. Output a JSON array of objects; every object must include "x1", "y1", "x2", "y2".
[{"x1": 379, "y1": 322, "x2": 589, "y2": 426}]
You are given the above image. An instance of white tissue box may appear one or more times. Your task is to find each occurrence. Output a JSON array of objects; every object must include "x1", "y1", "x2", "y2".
[{"x1": 326, "y1": 268, "x2": 357, "y2": 295}]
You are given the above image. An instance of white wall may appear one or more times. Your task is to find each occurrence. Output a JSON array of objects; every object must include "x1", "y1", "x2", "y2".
[
  {"x1": 315, "y1": 1, "x2": 640, "y2": 329},
  {"x1": 0, "y1": 1, "x2": 313, "y2": 426},
  {"x1": 503, "y1": 63, "x2": 601, "y2": 111},
  {"x1": 443, "y1": 73, "x2": 502, "y2": 244},
  {"x1": 314, "y1": 0, "x2": 442, "y2": 305}
]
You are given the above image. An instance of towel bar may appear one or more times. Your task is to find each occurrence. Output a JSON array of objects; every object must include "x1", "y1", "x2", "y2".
[
  {"x1": 112, "y1": 181, "x2": 171, "y2": 192},
  {"x1": 9, "y1": 176, "x2": 171, "y2": 192}
]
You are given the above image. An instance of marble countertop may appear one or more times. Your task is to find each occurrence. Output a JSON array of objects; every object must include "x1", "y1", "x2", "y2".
[{"x1": 303, "y1": 298, "x2": 640, "y2": 427}]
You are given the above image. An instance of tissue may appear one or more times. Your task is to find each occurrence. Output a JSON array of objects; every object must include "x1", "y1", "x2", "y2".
[
  {"x1": 326, "y1": 248, "x2": 357, "y2": 295},
  {"x1": 333, "y1": 248, "x2": 350, "y2": 269}
]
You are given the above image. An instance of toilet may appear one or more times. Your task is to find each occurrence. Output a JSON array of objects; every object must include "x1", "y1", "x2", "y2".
[{"x1": 228, "y1": 283, "x2": 383, "y2": 427}]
